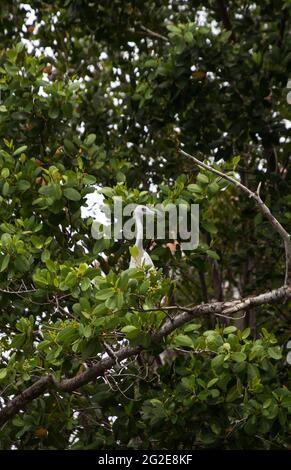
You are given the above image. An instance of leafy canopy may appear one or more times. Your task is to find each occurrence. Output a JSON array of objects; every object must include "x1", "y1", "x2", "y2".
[{"x1": 0, "y1": 0, "x2": 290, "y2": 450}]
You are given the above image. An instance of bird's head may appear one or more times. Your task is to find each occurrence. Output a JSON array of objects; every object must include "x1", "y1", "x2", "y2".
[{"x1": 133, "y1": 205, "x2": 159, "y2": 219}]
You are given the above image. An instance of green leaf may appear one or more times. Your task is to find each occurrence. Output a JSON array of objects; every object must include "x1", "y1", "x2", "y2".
[
  {"x1": 116, "y1": 291, "x2": 124, "y2": 308},
  {"x1": 92, "y1": 303, "x2": 108, "y2": 317},
  {"x1": 268, "y1": 346, "x2": 282, "y2": 360},
  {"x1": 11, "y1": 333, "x2": 26, "y2": 349},
  {"x1": 81, "y1": 277, "x2": 91, "y2": 291},
  {"x1": 1, "y1": 168, "x2": 9, "y2": 178},
  {"x1": 45, "y1": 259, "x2": 56, "y2": 273},
  {"x1": 63, "y1": 187, "x2": 81, "y2": 201},
  {"x1": 100, "y1": 187, "x2": 114, "y2": 197},
  {"x1": 242, "y1": 327, "x2": 251, "y2": 340},
  {"x1": 16, "y1": 180, "x2": 31, "y2": 192},
  {"x1": 39, "y1": 183, "x2": 62, "y2": 200},
  {"x1": 208, "y1": 182, "x2": 220, "y2": 195},
  {"x1": 263, "y1": 399, "x2": 272, "y2": 409},
  {"x1": 95, "y1": 288, "x2": 115, "y2": 300},
  {"x1": 121, "y1": 325, "x2": 138, "y2": 334},
  {"x1": 1, "y1": 233, "x2": 12, "y2": 247},
  {"x1": 211, "y1": 354, "x2": 225, "y2": 368},
  {"x1": 48, "y1": 108, "x2": 59, "y2": 119},
  {"x1": 197, "y1": 173, "x2": 209, "y2": 184},
  {"x1": 202, "y1": 221, "x2": 217, "y2": 234},
  {"x1": 175, "y1": 334, "x2": 194, "y2": 348},
  {"x1": 129, "y1": 245, "x2": 139, "y2": 258},
  {"x1": 187, "y1": 183, "x2": 202, "y2": 193},
  {"x1": 184, "y1": 323, "x2": 201, "y2": 332},
  {"x1": 41, "y1": 249, "x2": 50, "y2": 263},
  {"x1": 0, "y1": 254, "x2": 10, "y2": 272},
  {"x1": 119, "y1": 271, "x2": 129, "y2": 290},
  {"x1": 14, "y1": 255, "x2": 30, "y2": 273},
  {"x1": 226, "y1": 385, "x2": 241, "y2": 402},
  {"x1": 63, "y1": 272, "x2": 77, "y2": 289},
  {"x1": 105, "y1": 295, "x2": 117, "y2": 310},
  {"x1": 116, "y1": 171, "x2": 126, "y2": 182},
  {"x1": 0, "y1": 368, "x2": 8, "y2": 380},
  {"x1": 84, "y1": 133, "x2": 96, "y2": 146},
  {"x1": 57, "y1": 326, "x2": 79, "y2": 345},
  {"x1": 121, "y1": 324, "x2": 140, "y2": 339},
  {"x1": 206, "y1": 249, "x2": 220, "y2": 260},
  {"x1": 64, "y1": 139, "x2": 77, "y2": 153},
  {"x1": 2, "y1": 181, "x2": 9, "y2": 196},
  {"x1": 83, "y1": 174, "x2": 97, "y2": 185},
  {"x1": 184, "y1": 31, "x2": 193, "y2": 43},
  {"x1": 13, "y1": 145, "x2": 27, "y2": 156},
  {"x1": 79, "y1": 324, "x2": 92, "y2": 338},
  {"x1": 207, "y1": 378, "x2": 219, "y2": 388},
  {"x1": 223, "y1": 326, "x2": 237, "y2": 334},
  {"x1": 232, "y1": 352, "x2": 246, "y2": 363},
  {"x1": 33, "y1": 270, "x2": 49, "y2": 287},
  {"x1": 0, "y1": 105, "x2": 7, "y2": 113},
  {"x1": 232, "y1": 155, "x2": 241, "y2": 167}
]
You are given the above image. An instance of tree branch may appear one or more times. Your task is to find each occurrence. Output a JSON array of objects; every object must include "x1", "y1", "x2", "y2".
[
  {"x1": 152, "y1": 285, "x2": 290, "y2": 342},
  {"x1": 216, "y1": 0, "x2": 236, "y2": 41},
  {"x1": 0, "y1": 285, "x2": 290, "y2": 427},
  {"x1": 0, "y1": 376, "x2": 54, "y2": 427},
  {"x1": 179, "y1": 148, "x2": 291, "y2": 285},
  {"x1": 140, "y1": 25, "x2": 168, "y2": 43}
]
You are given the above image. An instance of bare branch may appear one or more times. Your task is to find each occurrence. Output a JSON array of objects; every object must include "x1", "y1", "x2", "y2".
[{"x1": 179, "y1": 148, "x2": 291, "y2": 285}]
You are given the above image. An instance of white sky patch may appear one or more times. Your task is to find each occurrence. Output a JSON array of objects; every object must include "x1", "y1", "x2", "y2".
[
  {"x1": 20, "y1": 3, "x2": 37, "y2": 25},
  {"x1": 196, "y1": 9, "x2": 207, "y2": 26},
  {"x1": 81, "y1": 190, "x2": 109, "y2": 227},
  {"x1": 99, "y1": 52, "x2": 108, "y2": 61},
  {"x1": 43, "y1": 46, "x2": 55, "y2": 58},
  {"x1": 21, "y1": 37, "x2": 40, "y2": 53},
  {"x1": 149, "y1": 182, "x2": 158, "y2": 193},
  {"x1": 38, "y1": 86, "x2": 48, "y2": 97},
  {"x1": 76, "y1": 122, "x2": 85, "y2": 134}
]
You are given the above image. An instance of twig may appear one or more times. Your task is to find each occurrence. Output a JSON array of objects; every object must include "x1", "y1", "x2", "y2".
[
  {"x1": 140, "y1": 25, "x2": 168, "y2": 43},
  {"x1": 174, "y1": 347, "x2": 217, "y2": 355},
  {"x1": 0, "y1": 287, "x2": 36, "y2": 294},
  {"x1": 101, "y1": 341, "x2": 121, "y2": 368},
  {"x1": 179, "y1": 148, "x2": 291, "y2": 285}
]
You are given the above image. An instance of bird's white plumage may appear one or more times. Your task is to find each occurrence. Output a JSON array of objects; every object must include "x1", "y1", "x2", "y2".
[
  {"x1": 129, "y1": 248, "x2": 154, "y2": 269},
  {"x1": 129, "y1": 205, "x2": 157, "y2": 269}
]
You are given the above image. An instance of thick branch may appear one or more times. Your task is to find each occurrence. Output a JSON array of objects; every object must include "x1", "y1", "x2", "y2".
[
  {"x1": 152, "y1": 286, "x2": 290, "y2": 342},
  {"x1": 0, "y1": 286, "x2": 290, "y2": 426},
  {"x1": 179, "y1": 148, "x2": 291, "y2": 285},
  {"x1": 55, "y1": 346, "x2": 141, "y2": 392},
  {"x1": 0, "y1": 347, "x2": 141, "y2": 427},
  {"x1": 0, "y1": 376, "x2": 54, "y2": 426}
]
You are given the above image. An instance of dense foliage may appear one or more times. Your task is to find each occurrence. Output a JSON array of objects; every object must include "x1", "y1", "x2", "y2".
[{"x1": 0, "y1": 0, "x2": 290, "y2": 449}]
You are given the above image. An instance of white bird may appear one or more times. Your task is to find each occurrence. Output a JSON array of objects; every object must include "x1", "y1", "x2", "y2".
[{"x1": 129, "y1": 205, "x2": 158, "y2": 269}]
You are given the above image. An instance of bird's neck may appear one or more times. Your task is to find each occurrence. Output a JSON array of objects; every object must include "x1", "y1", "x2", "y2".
[{"x1": 135, "y1": 217, "x2": 144, "y2": 251}]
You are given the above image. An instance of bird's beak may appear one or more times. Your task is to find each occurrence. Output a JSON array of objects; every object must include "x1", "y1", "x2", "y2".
[{"x1": 145, "y1": 207, "x2": 161, "y2": 216}]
